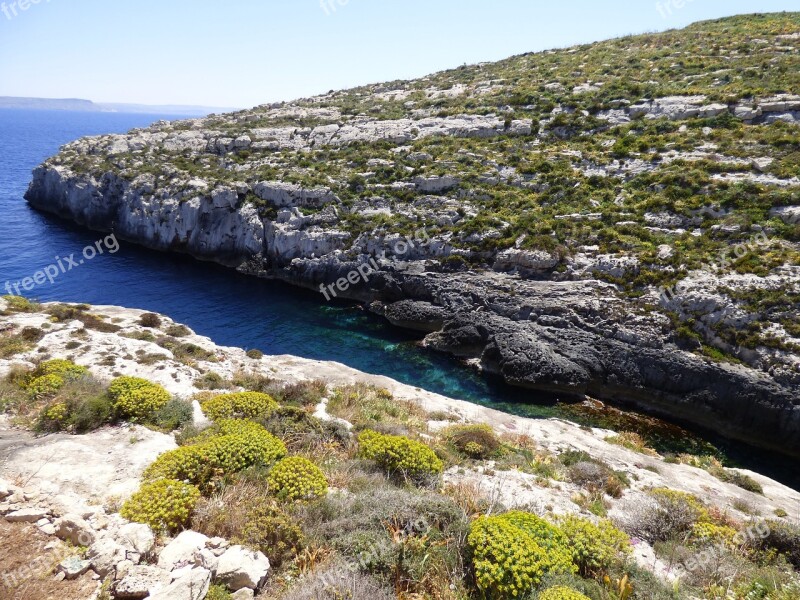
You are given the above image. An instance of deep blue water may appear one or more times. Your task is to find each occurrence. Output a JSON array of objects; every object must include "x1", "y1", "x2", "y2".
[{"x1": 1, "y1": 109, "x2": 797, "y2": 488}]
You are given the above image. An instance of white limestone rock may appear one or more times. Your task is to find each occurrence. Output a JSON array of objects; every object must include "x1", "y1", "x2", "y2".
[
  {"x1": 115, "y1": 565, "x2": 172, "y2": 599},
  {"x1": 148, "y1": 567, "x2": 211, "y2": 600},
  {"x1": 53, "y1": 513, "x2": 96, "y2": 546},
  {"x1": 158, "y1": 531, "x2": 210, "y2": 571},
  {"x1": 215, "y1": 545, "x2": 270, "y2": 591}
]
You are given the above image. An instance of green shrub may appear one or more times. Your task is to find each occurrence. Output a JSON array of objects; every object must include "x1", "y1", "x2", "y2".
[
  {"x1": 329, "y1": 384, "x2": 425, "y2": 431},
  {"x1": 246, "y1": 349, "x2": 264, "y2": 360},
  {"x1": 555, "y1": 515, "x2": 631, "y2": 577},
  {"x1": 204, "y1": 585, "x2": 232, "y2": 600},
  {"x1": 25, "y1": 374, "x2": 65, "y2": 399},
  {"x1": 109, "y1": 376, "x2": 171, "y2": 421},
  {"x1": 261, "y1": 406, "x2": 349, "y2": 452},
  {"x1": 139, "y1": 313, "x2": 162, "y2": 328},
  {"x1": 153, "y1": 398, "x2": 194, "y2": 431},
  {"x1": 298, "y1": 485, "x2": 470, "y2": 596},
  {"x1": 468, "y1": 511, "x2": 576, "y2": 598},
  {"x1": 69, "y1": 394, "x2": 114, "y2": 433},
  {"x1": 442, "y1": 423, "x2": 501, "y2": 459},
  {"x1": 2, "y1": 295, "x2": 38, "y2": 313},
  {"x1": 193, "y1": 482, "x2": 304, "y2": 568},
  {"x1": 358, "y1": 430, "x2": 443, "y2": 480},
  {"x1": 268, "y1": 456, "x2": 328, "y2": 502},
  {"x1": 120, "y1": 478, "x2": 201, "y2": 532},
  {"x1": 34, "y1": 359, "x2": 89, "y2": 380},
  {"x1": 753, "y1": 520, "x2": 800, "y2": 569},
  {"x1": 39, "y1": 402, "x2": 69, "y2": 430},
  {"x1": 538, "y1": 586, "x2": 591, "y2": 600},
  {"x1": 200, "y1": 391, "x2": 278, "y2": 421},
  {"x1": 144, "y1": 420, "x2": 286, "y2": 490}
]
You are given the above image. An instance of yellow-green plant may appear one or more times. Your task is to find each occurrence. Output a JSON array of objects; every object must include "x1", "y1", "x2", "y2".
[
  {"x1": 556, "y1": 515, "x2": 631, "y2": 577},
  {"x1": 468, "y1": 511, "x2": 576, "y2": 599},
  {"x1": 109, "y1": 376, "x2": 171, "y2": 421},
  {"x1": 268, "y1": 456, "x2": 328, "y2": 502},
  {"x1": 144, "y1": 420, "x2": 286, "y2": 490},
  {"x1": 34, "y1": 359, "x2": 88, "y2": 380},
  {"x1": 539, "y1": 587, "x2": 592, "y2": 600},
  {"x1": 200, "y1": 391, "x2": 278, "y2": 421},
  {"x1": 358, "y1": 430, "x2": 443, "y2": 480},
  {"x1": 121, "y1": 478, "x2": 200, "y2": 532},
  {"x1": 25, "y1": 374, "x2": 65, "y2": 399},
  {"x1": 690, "y1": 522, "x2": 737, "y2": 547}
]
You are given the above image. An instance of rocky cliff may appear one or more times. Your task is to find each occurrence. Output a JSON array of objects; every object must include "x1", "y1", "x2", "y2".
[{"x1": 25, "y1": 13, "x2": 800, "y2": 456}]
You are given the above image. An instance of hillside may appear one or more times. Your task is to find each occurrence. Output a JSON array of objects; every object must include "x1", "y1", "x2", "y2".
[
  {"x1": 23, "y1": 13, "x2": 800, "y2": 457},
  {"x1": 0, "y1": 297, "x2": 799, "y2": 599}
]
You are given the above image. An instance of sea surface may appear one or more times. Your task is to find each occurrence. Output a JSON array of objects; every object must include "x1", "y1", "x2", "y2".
[{"x1": 0, "y1": 109, "x2": 796, "y2": 487}]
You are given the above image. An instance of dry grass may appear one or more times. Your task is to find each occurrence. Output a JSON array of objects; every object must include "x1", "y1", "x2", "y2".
[
  {"x1": 0, "y1": 521, "x2": 99, "y2": 600},
  {"x1": 327, "y1": 383, "x2": 427, "y2": 434}
]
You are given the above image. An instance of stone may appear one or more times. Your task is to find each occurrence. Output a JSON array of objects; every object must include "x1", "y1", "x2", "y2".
[
  {"x1": 493, "y1": 249, "x2": 559, "y2": 274},
  {"x1": 770, "y1": 206, "x2": 800, "y2": 225},
  {"x1": 54, "y1": 514, "x2": 96, "y2": 546},
  {"x1": 232, "y1": 589, "x2": 255, "y2": 600},
  {"x1": 158, "y1": 530, "x2": 210, "y2": 571},
  {"x1": 734, "y1": 105, "x2": 762, "y2": 120},
  {"x1": 0, "y1": 478, "x2": 9, "y2": 499},
  {"x1": 751, "y1": 157, "x2": 774, "y2": 172},
  {"x1": 414, "y1": 176, "x2": 459, "y2": 193},
  {"x1": 87, "y1": 537, "x2": 127, "y2": 578},
  {"x1": 6, "y1": 508, "x2": 49, "y2": 523},
  {"x1": 116, "y1": 559, "x2": 135, "y2": 580},
  {"x1": 117, "y1": 522, "x2": 155, "y2": 556},
  {"x1": 58, "y1": 556, "x2": 92, "y2": 580},
  {"x1": 114, "y1": 565, "x2": 172, "y2": 599},
  {"x1": 39, "y1": 523, "x2": 56, "y2": 535},
  {"x1": 215, "y1": 545, "x2": 270, "y2": 591},
  {"x1": 148, "y1": 567, "x2": 211, "y2": 600}
]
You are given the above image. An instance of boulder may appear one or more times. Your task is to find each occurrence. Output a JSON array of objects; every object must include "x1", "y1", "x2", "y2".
[
  {"x1": 53, "y1": 514, "x2": 96, "y2": 546},
  {"x1": 6, "y1": 508, "x2": 49, "y2": 523},
  {"x1": 215, "y1": 545, "x2": 270, "y2": 591},
  {"x1": 414, "y1": 176, "x2": 459, "y2": 193},
  {"x1": 158, "y1": 531, "x2": 210, "y2": 571},
  {"x1": 117, "y1": 522, "x2": 155, "y2": 556},
  {"x1": 58, "y1": 556, "x2": 92, "y2": 580},
  {"x1": 232, "y1": 589, "x2": 255, "y2": 600},
  {"x1": 493, "y1": 249, "x2": 559, "y2": 274},
  {"x1": 87, "y1": 537, "x2": 127, "y2": 578},
  {"x1": 148, "y1": 567, "x2": 211, "y2": 600},
  {"x1": 0, "y1": 478, "x2": 10, "y2": 499},
  {"x1": 769, "y1": 206, "x2": 800, "y2": 225},
  {"x1": 115, "y1": 565, "x2": 172, "y2": 599}
]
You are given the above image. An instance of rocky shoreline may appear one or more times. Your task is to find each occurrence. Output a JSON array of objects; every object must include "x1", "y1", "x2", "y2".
[{"x1": 24, "y1": 177, "x2": 800, "y2": 458}]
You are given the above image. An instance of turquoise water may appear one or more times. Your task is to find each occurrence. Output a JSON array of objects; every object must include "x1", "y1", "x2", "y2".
[{"x1": 1, "y1": 109, "x2": 797, "y2": 489}]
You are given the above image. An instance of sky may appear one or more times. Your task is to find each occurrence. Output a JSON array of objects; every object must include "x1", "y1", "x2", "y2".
[{"x1": 0, "y1": 0, "x2": 797, "y2": 109}]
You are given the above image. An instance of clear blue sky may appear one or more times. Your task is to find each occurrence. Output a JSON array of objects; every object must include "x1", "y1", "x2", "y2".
[{"x1": 0, "y1": 0, "x2": 796, "y2": 109}]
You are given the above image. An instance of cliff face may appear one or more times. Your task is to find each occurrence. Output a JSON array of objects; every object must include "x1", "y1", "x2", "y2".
[{"x1": 25, "y1": 13, "x2": 800, "y2": 456}]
